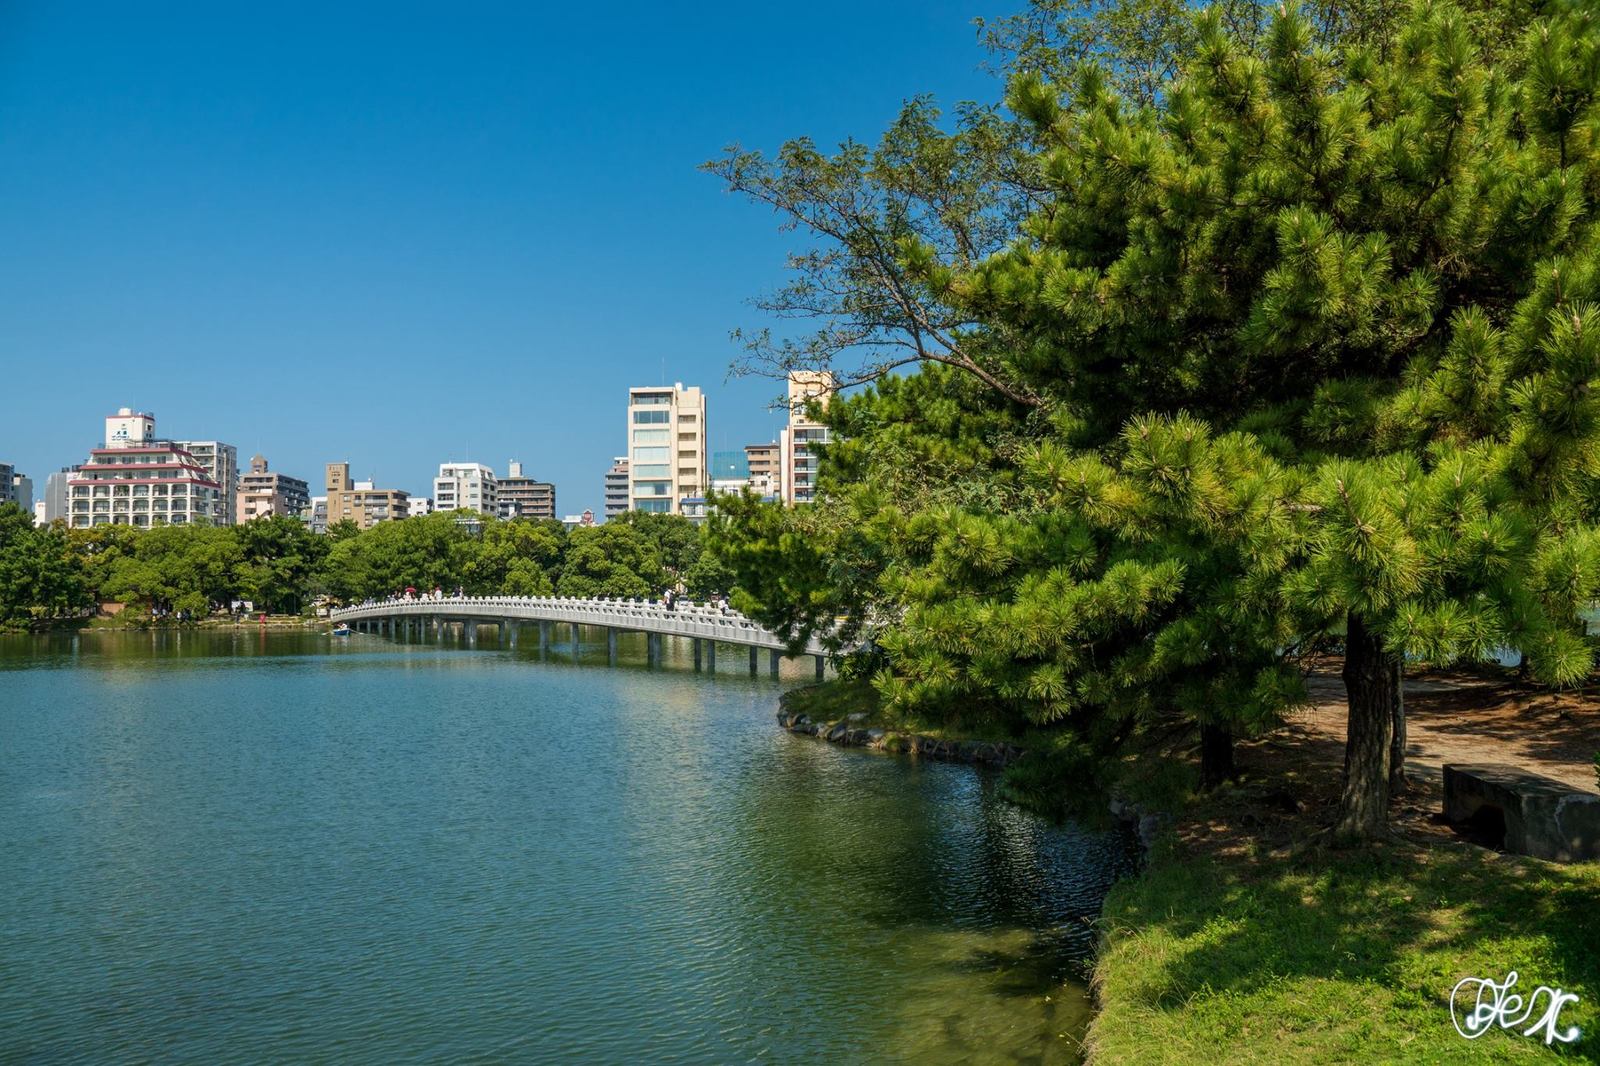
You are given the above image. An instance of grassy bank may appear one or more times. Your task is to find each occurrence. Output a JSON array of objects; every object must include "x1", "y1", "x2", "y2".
[{"x1": 1089, "y1": 824, "x2": 1600, "y2": 1063}]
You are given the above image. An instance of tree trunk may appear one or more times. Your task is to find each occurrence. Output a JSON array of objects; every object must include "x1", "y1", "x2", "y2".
[
  {"x1": 1388, "y1": 662, "x2": 1407, "y2": 796},
  {"x1": 1333, "y1": 612, "x2": 1399, "y2": 843},
  {"x1": 1199, "y1": 722, "x2": 1235, "y2": 791}
]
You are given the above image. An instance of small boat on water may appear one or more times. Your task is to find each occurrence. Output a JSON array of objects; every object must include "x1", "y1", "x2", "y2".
[{"x1": 331, "y1": 624, "x2": 351, "y2": 637}]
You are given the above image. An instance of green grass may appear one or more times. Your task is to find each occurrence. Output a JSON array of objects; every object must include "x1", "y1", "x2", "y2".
[{"x1": 1089, "y1": 835, "x2": 1600, "y2": 1063}]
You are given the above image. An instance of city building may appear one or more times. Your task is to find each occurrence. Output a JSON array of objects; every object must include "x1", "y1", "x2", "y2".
[
  {"x1": 745, "y1": 442, "x2": 780, "y2": 498},
  {"x1": 0, "y1": 462, "x2": 28, "y2": 510},
  {"x1": 33, "y1": 500, "x2": 47, "y2": 525},
  {"x1": 499, "y1": 460, "x2": 556, "y2": 520},
  {"x1": 68, "y1": 411, "x2": 221, "y2": 528},
  {"x1": 709, "y1": 450, "x2": 750, "y2": 495},
  {"x1": 562, "y1": 509, "x2": 596, "y2": 530},
  {"x1": 780, "y1": 371, "x2": 834, "y2": 505},
  {"x1": 305, "y1": 497, "x2": 329, "y2": 535},
  {"x1": 12, "y1": 472, "x2": 34, "y2": 514},
  {"x1": 41, "y1": 468, "x2": 76, "y2": 524},
  {"x1": 627, "y1": 382, "x2": 706, "y2": 514},
  {"x1": 236, "y1": 454, "x2": 310, "y2": 523},
  {"x1": 172, "y1": 440, "x2": 238, "y2": 526},
  {"x1": 324, "y1": 462, "x2": 409, "y2": 529},
  {"x1": 604, "y1": 457, "x2": 629, "y2": 520},
  {"x1": 408, "y1": 498, "x2": 434, "y2": 517},
  {"x1": 433, "y1": 462, "x2": 499, "y2": 516}
]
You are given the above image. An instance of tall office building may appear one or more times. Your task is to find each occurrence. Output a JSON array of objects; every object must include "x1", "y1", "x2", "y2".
[
  {"x1": 0, "y1": 463, "x2": 26, "y2": 510},
  {"x1": 626, "y1": 382, "x2": 706, "y2": 514},
  {"x1": 604, "y1": 457, "x2": 629, "y2": 520},
  {"x1": 68, "y1": 411, "x2": 221, "y2": 528},
  {"x1": 324, "y1": 462, "x2": 409, "y2": 529},
  {"x1": 780, "y1": 371, "x2": 834, "y2": 505},
  {"x1": 237, "y1": 454, "x2": 310, "y2": 522},
  {"x1": 171, "y1": 440, "x2": 238, "y2": 526},
  {"x1": 434, "y1": 462, "x2": 499, "y2": 516},
  {"x1": 42, "y1": 468, "x2": 76, "y2": 524},
  {"x1": 499, "y1": 460, "x2": 556, "y2": 520}
]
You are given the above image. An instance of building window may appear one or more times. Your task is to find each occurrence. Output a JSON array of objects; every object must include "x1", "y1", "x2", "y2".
[
  {"x1": 632, "y1": 429, "x2": 669, "y2": 445},
  {"x1": 633, "y1": 447, "x2": 669, "y2": 463},
  {"x1": 632, "y1": 409, "x2": 670, "y2": 424}
]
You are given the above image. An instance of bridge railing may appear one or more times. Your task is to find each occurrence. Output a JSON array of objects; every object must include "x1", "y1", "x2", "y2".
[{"x1": 328, "y1": 595, "x2": 826, "y2": 655}]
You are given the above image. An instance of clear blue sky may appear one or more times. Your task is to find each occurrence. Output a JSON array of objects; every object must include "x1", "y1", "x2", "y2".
[{"x1": 0, "y1": 1, "x2": 1004, "y2": 513}]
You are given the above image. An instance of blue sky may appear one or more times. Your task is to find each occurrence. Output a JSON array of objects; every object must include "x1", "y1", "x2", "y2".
[{"x1": 0, "y1": 1, "x2": 1004, "y2": 512}]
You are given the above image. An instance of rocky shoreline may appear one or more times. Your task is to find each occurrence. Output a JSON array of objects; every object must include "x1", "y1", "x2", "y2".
[
  {"x1": 775, "y1": 707, "x2": 1027, "y2": 767},
  {"x1": 776, "y1": 704, "x2": 1166, "y2": 852}
]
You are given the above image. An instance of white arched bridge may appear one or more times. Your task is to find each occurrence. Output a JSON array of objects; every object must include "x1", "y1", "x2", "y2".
[{"x1": 329, "y1": 596, "x2": 829, "y2": 678}]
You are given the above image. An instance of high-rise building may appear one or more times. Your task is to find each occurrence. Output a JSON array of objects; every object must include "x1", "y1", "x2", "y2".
[
  {"x1": 604, "y1": 457, "x2": 629, "y2": 520},
  {"x1": 499, "y1": 460, "x2": 556, "y2": 520},
  {"x1": 433, "y1": 462, "x2": 499, "y2": 516},
  {"x1": 42, "y1": 468, "x2": 76, "y2": 524},
  {"x1": 68, "y1": 411, "x2": 221, "y2": 528},
  {"x1": 324, "y1": 462, "x2": 409, "y2": 529},
  {"x1": 627, "y1": 382, "x2": 706, "y2": 514},
  {"x1": 171, "y1": 440, "x2": 238, "y2": 526},
  {"x1": 237, "y1": 454, "x2": 310, "y2": 523},
  {"x1": 780, "y1": 371, "x2": 834, "y2": 505},
  {"x1": 0, "y1": 463, "x2": 27, "y2": 510},
  {"x1": 745, "y1": 442, "x2": 780, "y2": 498}
]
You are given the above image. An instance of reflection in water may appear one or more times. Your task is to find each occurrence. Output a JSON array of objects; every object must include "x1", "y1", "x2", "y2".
[{"x1": 0, "y1": 631, "x2": 1133, "y2": 1064}]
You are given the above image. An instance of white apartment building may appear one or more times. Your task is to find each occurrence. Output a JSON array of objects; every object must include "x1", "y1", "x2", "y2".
[
  {"x1": 434, "y1": 462, "x2": 499, "y2": 515},
  {"x1": 780, "y1": 371, "x2": 833, "y2": 505},
  {"x1": 627, "y1": 383, "x2": 706, "y2": 514},
  {"x1": 408, "y1": 498, "x2": 434, "y2": 517},
  {"x1": 172, "y1": 440, "x2": 238, "y2": 525},
  {"x1": 68, "y1": 410, "x2": 221, "y2": 528}
]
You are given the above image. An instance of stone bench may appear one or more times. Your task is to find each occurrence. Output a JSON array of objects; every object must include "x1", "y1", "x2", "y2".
[{"x1": 1443, "y1": 763, "x2": 1600, "y2": 863}]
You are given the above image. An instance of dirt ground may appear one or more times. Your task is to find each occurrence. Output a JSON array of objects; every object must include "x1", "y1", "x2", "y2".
[{"x1": 1178, "y1": 664, "x2": 1600, "y2": 856}]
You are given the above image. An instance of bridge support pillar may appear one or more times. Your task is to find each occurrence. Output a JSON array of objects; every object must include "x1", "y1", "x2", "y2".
[
  {"x1": 693, "y1": 638, "x2": 702, "y2": 671},
  {"x1": 647, "y1": 632, "x2": 661, "y2": 667},
  {"x1": 749, "y1": 646, "x2": 758, "y2": 676},
  {"x1": 433, "y1": 616, "x2": 441, "y2": 639},
  {"x1": 770, "y1": 649, "x2": 781, "y2": 678},
  {"x1": 814, "y1": 655, "x2": 825, "y2": 681},
  {"x1": 507, "y1": 623, "x2": 517, "y2": 649},
  {"x1": 465, "y1": 620, "x2": 477, "y2": 647},
  {"x1": 539, "y1": 621, "x2": 550, "y2": 656},
  {"x1": 705, "y1": 641, "x2": 715, "y2": 673},
  {"x1": 570, "y1": 622, "x2": 580, "y2": 648},
  {"x1": 607, "y1": 629, "x2": 618, "y2": 666}
]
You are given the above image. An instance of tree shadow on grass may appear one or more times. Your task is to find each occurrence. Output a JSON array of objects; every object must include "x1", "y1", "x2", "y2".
[{"x1": 1110, "y1": 839, "x2": 1600, "y2": 1060}]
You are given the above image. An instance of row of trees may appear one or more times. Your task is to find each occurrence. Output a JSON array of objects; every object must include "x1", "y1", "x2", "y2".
[
  {"x1": 0, "y1": 505, "x2": 734, "y2": 629},
  {"x1": 705, "y1": 0, "x2": 1600, "y2": 840}
]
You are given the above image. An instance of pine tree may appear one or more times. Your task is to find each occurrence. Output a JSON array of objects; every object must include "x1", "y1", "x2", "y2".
[{"x1": 712, "y1": 0, "x2": 1600, "y2": 840}]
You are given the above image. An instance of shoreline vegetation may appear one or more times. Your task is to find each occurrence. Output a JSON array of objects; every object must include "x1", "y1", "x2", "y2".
[{"x1": 780, "y1": 678, "x2": 1600, "y2": 1063}]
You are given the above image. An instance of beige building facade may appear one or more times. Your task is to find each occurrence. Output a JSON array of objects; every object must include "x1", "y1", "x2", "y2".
[
  {"x1": 325, "y1": 462, "x2": 409, "y2": 529},
  {"x1": 237, "y1": 454, "x2": 310, "y2": 523},
  {"x1": 780, "y1": 371, "x2": 834, "y2": 505},
  {"x1": 626, "y1": 383, "x2": 706, "y2": 514}
]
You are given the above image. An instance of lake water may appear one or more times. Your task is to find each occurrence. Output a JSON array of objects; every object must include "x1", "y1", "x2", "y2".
[{"x1": 0, "y1": 629, "x2": 1135, "y2": 1064}]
